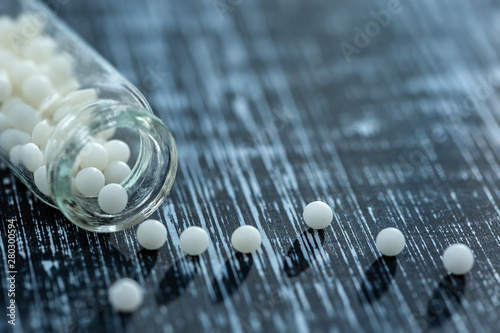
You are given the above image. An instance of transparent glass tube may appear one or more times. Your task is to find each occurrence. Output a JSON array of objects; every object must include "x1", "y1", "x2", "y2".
[{"x1": 0, "y1": 0, "x2": 177, "y2": 232}]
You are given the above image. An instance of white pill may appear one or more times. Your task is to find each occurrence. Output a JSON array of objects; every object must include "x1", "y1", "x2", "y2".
[
  {"x1": 10, "y1": 60, "x2": 37, "y2": 85},
  {"x1": 98, "y1": 183, "x2": 128, "y2": 214},
  {"x1": 0, "y1": 71, "x2": 12, "y2": 102},
  {"x1": 9, "y1": 145, "x2": 23, "y2": 164},
  {"x1": 0, "y1": 129, "x2": 30, "y2": 153},
  {"x1": 302, "y1": 201, "x2": 333, "y2": 229},
  {"x1": 136, "y1": 219, "x2": 167, "y2": 250},
  {"x1": 31, "y1": 120, "x2": 53, "y2": 148},
  {"x1": 34, "y1": 165, "x2": 49, "y2": 196},
  {"x1": 22, "y1": 36, "x2": 57, "y2": 64},
  {"x1": 95, "y1": 128, "x2": 116, "y2": 140},
  {"x1": 108, "y1": 278, "x2": 143, "y2": 313},
  {"x1": 0, "y1": 113, "x2": 9, "y2": 133},
  {"x1": 64, "y1": 88, "x2": 98, "y2": 107},
  {"x1": 22, "y1": 74, "x2": 56, "y2": 108},
  {"x1": 104, "y1": 161, "x2": 131, "y2": 184},
  {"x1": 0, "y1": 96, "x2": 23, "y2": 114},
  {"x1": 376, "y1": 227, "x2": 406, "y2": 256},
  {"x1": 179, "y1": 226, "x2": 209, "y2": 256},
  {"x1": 231, "y1": 225, "x2": 262, "y2": 253},
  {"x1": 443, "y1": 243, "x2": 474, "y2": 275},
  {"x1": 8, "y1": 103, "x2": 41, "y2": 133},
  {"x1": 75, "y1": 167, "x2": 105, "y2": 196},
  {"x1": 104, "y1": 139, "x2": 131, "y2": 163},
  {"x1": 21, "y1": 143, "x2": 43, "y2": 172},
  {"x1": 79, "y1": 142, "x2": 108, "y2": 170}
]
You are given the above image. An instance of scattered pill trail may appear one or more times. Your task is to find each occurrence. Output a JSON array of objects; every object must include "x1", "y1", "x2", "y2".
[
  {"x1": 108, "y1": 278, "x2": 143, "y2": 313},
  {"x1": 302, "y1": 201, "x2": 333, "y2": 229},
  {"x1": 231, "y1": 225, "x2": 262, "y2": 253},
  {"x1": 375, "y1": 227, "x2": 406, "y2": 256},
  {"x1": 179, "y1": 226, "x2": 209, "y2": 256},
  {"x1": 442, "y1": 243, "x2": 474, "y2": 275},
  {"x1": 136, "y1": 219, "x2": 167, "y2": 250}
]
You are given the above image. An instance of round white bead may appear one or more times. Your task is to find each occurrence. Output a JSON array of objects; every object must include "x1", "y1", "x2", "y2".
[
  {"x1": 104, "y1": 139, "x2": 131, "y2": 163},
  {"x1": 108, "y1": 278, "x2": 143, "y2": 313},
  {"x1": 0, "y1": 70, "x2": 12, "y2": 102},
  {"x1": 10, "y1": 60, "x2": 37, "y2": 86},
  {"x1": 179, "y1": 226, "x2": 209, "y2": 256},
  {"x1": 34, "y1": 165, "x2": 49, "y2": 196},
  {"x1": 231, "y1": 225, "x2": 262, "y2": 253},
  {"x1": 104, "y1": 161, "x2": 131, "y2": 184},
  {"x1": 302, "y1": 201, "x2": 333, "y2": 229},
  {"x1": 98, "y1": 183, "x2": 128, "y2": 214},
  {"x1": 79, "y1": 142, "x2": 108, "y2": 171},
  {"x1": 9, "y1": 145, "x2": 23, "y2": 164},
  {"x1": 22, "y1": 74, "x2": 56, "y2": 108},
  {"x1": 0, "y1": 129, "x2": 30, "y2": 153},
  {"x1": 0, "y1": 96, "x2": 23, "y2": 114},
  {"x1": 22, "y1": 36, "x2": 57, "y2": 64},
  {"x1": 376, "y1": 227, "x2": 406, "y2": 256},
  {"x1": 136, "y1": 219, "x2": 167, "y2": 250},
  {"x1": 442, "y1": 243, "x2": 474, "y2": 275},
  {"x1": 75, "y1": 167, "x2": 105, "y2": 196},
  {"x1": 31, "y1": 120, "x2": 53, "y2": 148},
  {"x1": 8, "y1": 103, "x2": 41, "y2": 133},
  {"x1": 21, "y1": 143, "x2": 43, "y2": 172}
]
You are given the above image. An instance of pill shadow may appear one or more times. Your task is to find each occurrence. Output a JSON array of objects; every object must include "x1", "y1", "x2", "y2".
[
  {"x1": 156, "y1": 255, "x2": 200, "y2": 304},
  {"x1": 426, "y1": 274, "x2": 466, "y2": 328},
  {"x1": 358, "y1": 256, "x2": 398, "y2": 303},
  {"x1": 210, "y1": 253, "x2": 254, "y2": 303},
  {"x1": 283, "y1": 228, "x2": 325, "y2": 277}
]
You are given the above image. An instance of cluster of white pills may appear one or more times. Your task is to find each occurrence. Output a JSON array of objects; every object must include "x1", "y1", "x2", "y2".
[{"x1": 0, "y1": 15, "x2": 135, "y2": 215}]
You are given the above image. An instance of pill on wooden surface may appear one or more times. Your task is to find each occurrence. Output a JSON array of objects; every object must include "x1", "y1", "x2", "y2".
[
  {"x1": 0, "y1": 128, "x2": 30, "y2": 153},
  {"x1": 34, "y1": 165, "x2": 49, "y2": 196},
  {"x1": 31, "y1": 120, "x2": 53, "y2": 148},
  {"x1": 22, "y1": 74, "x2": 56, "y2": 107},
  {"x1": 104, "y1": 139, "x2": 130, "y2": 163},
  {"x1": 79, "y1": 142, "x2": 108, "y2": 170},
  {"x1": 75, "y1": 167, "x2": 105, "y2": 196},
  {"x1": 108, "y1": 278, "x2": 143, "y2": 313},
  {"x1": 376, "y1": 227, "x2": 406, "y2": 256},
  {"x1": 0, "y1": 70, "x2": 12, "y2": 102},
  {"x1": 231, "y1": 225, "x2": 262, "y2": 253},
  {"x1": 98, "y1": 183, "x2": 128, "y2": 214},
  {"x1": 442, "y1": 243, "x2": 474, "y2": 275},
  {"x1": 136, "y1": 219, "x2": 167, "y2": 250},
  {"x1": 104, "y1": 161, "x2": 131, "y2": 184},
  {"x1": 302, "y1": 201, "x2": 333, "y2": 229},
  {"x1": 8, "y1": 102, "x2": 41, "y2": 133},
  {"x1": 179, "y1": 226, "x2": 209, "y2": 256},
  {"x1": 21, "y1": 143, "x2": 44, "y2": 172}
]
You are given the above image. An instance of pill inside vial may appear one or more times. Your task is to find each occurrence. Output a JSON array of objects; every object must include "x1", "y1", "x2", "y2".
[
  {"x1": 179, "y1": 226, "x2": 209, "y2": 256},
  {"x1": 136, "y1": 219, "x2": 167, "y2": 250},
  {"x1": 104, "y1": 161, "x2": 131, "y2": 184},
  {"x1": 98, "y1": 183, "x2": 128, "y2": 214},
  {"x1": 104, "y1": 139, "x2": 131, "y2": 163},
  {"x1": 108, "y1": 278, "x2": 143, "y2": 313},
  {"x1": 375, "y1": 227, "x2": 405, "y2": 256},
  {"x1": 302, "y1": 201, "x2": 333, "y2": 229},
  {"x1": 75, "y1": 167, "x2": 105, "y2": 196},
  {"x1": 231, "y1": 225, "x2": 262, "y2": 253},
  {"x1": 442, "y1": 243, "x2": 474, "y2": 275},
  {"x1": 79, "y1": 142, "x2": 108, "y2": 170}
]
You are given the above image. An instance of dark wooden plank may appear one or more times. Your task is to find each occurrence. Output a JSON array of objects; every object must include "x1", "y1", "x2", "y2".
[{"x1": 1, "y1": 0, "x2": 500, "y2": 332}]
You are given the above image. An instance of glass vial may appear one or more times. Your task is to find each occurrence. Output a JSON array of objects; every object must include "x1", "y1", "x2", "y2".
[{"x1": 0, "y1": 0, "x2": 177, "y2": 232}]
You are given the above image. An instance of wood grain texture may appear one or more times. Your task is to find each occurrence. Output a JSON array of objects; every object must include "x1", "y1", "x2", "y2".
[{"x1": 1, "y1": 0, "x2": 500, "y2": 332}]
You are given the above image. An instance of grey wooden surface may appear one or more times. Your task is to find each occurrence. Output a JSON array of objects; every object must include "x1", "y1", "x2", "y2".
[{"x1": 2, "y1": 0, "x2": 500, "y2": 332}]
